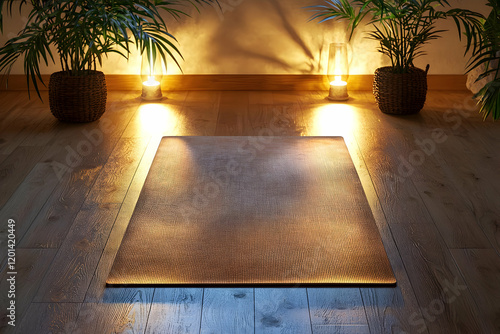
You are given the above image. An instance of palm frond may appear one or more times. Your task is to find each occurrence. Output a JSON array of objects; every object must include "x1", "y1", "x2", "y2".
[
  {"x1": 308, "y1": 0, "x2": 485, "y2": 73},
  {"x1": 466, "y1": 0, "x2": 500, "y2": 120},
  {"x1": 0, "y1": 0, "x2": 218, "y2": 98}
]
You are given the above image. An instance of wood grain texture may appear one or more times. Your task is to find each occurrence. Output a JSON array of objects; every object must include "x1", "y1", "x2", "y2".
[
  {"x1": 307, "y1": 288, "x2": 367, "y2": 326},
  {"x1": 145, "y1": 288, "x2": 203, "y2": 334},
  {"x1": 299, "y1": 91, "x2": 428, "y2": 333},
  {"x1": 33, "y1": 203, "x2": 121, "y2": 303},
  {"x1": 0, "y1": 107, "x2": 49, "y2": 156},
  {"x1": 73, "y1": 288, "x2": 154, "y2": 334},
  {"x1": 19, "y1": 92, "x2": 140, "y2": 249},
  {"x1": 354, "y1": 106, "x2": 491, "y2": 249},
  {"x1": 2, "y1": 90, "x2": 499, "y2": 333},
  {"x1": 0, "y1": 146, "x2": 48, "y2": 208},
  {"x1": 437, "y1": 136, "x2": 500, "y2": 253},
  {"x1": 19, "y1": 112, "x2": 59, "y2": 147},
  {"x1": 312, "y1": 325, "x2": 371, "y2": 334},
  {"x1": 214, "y1": 91, "x2": 250, "y2": 135},
  {"x1": 0, "y1": 162, "x2": 60, "y2": 266},
  {"x1": 451, "y1": 249, "x2": 500, "y2": 333},
  {"x1": 0, "y1": 249, "x2": 57, "y2": 333},
  {"x1": 255, "y1": 288, "x2": 311, "y2": 334},
  {"x1": 17, "y1": 166, "x2": 103, "y2": 249},
  {"x1": 84, "y1": 138, "x2": 162, "y2": 303},
  {"x1": 176, "y1": 91, "x2": 220, "y2": 136},
  {"x1": 200, "y1": 288, "x2": 254, "y2": 334},
  {"x1": 0, "y1": 74, "x2": 469, "y2": 91},
  {"x1": 413, "y1": 100, "x2": 500, "y2": 252},
  {"x1": 84, "y1": 136, "x2": 150, "y2": 204},
  {"x1": 353, "y1": 115, "x2": 488, "y2": 333},
  {"x1": 0, "y1": 92, "x2": 36, "y2": 135},
  {"x1": 14, "y1": 303, "x2": 81, "y2": 334}
]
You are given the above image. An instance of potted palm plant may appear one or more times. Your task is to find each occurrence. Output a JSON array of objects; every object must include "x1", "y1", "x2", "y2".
[
  {"x1": 467, "y1": 0, "x2": 500, "y2": 120},
  {"x1": 308, "y1": 0, "x2": 484, "y2": 115},
  {"x1": 0, "y1": 0, "x2": 215, "y2": 122}
]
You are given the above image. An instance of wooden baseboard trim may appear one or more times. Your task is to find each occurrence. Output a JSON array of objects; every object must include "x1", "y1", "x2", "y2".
[{"x1": 1, "y1": 74, "x2": 468, "y2": 91}]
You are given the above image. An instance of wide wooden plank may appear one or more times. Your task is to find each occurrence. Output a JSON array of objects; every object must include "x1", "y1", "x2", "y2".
[
  {"x1": 33, "y1": 203, "x2": 121, "y2": 303},
  {"x1": 354, "y1": 96, "x2": 492, "y2": 249},
  {"x1": 396, "y1": 92, "x2": 498, "y2": 249},
  {"x1": 0, "y1": 146, "x2": 48, "y2": 208},
  {"x1": 0, "y1": 91, "x2": 52, "y2": 152},
  {"x1": 73, "y1": 288, "x2": 154, "y2": 334},
  {"x1": 307, "y1": 288, "x2": 367, "y2": 326},
  {"x1": 15, "y1": 303, "x2": 81, "y2": 334},
  {"x1": 451, "y1": 249, "x2": 500, "y2": 333},
  {"x1": 410, "y1": 99, "x2": 500, "y2": 252},
  {"x1": 1, "y1": 90, "x2": 500, "y2": 334},
  {"x1": 0, "y1": 162, "x2": 60, "y2": 266},
  {"x1": 200, "y1": 288, "x2": 254, "y2": 334},
  {"x1": 176, "y1": 90, "x2": 220, "y2": 136},
  {"x1": 145, "y1": 288, "x2": 203, "y2": 334},
  {"x1": 0, "y1": 92, "x2": 34, "y2": 131},
  {"x1": 0, "y1": 249, "x2": 57, "y2": 333},
  {"x1": 298, "y1": 91, "x2": 427, "y2": 334},
  {"x1": 425, "y1": 134, "x2": 500, "y2": 253},
  {"x1": 354, "y1": 127, "x2": 489, "y2": 333},
  {"x1": 19, "y1": 112, "x2": 60, "y2": 147},
  {"x1": 38, "y1": 91, "x2": 140, "y2": 160},
  {"x1": 254, "y1": 288, "x2": 311, "y2": 334},
  {"x1": 84, "y1": 136, "x2": 150, "y2": 204},
  {"x1": 84, "y1": 137, "x2": 162, "y2": 303},
  {"x1": 214, "y1": 91, "x2": 249, "y2": 135},
  {"x1": 19, "y1": 92, "x2": 141, "y2": 248},
  {"x1": 17, "y1": 166, "x2": 104, "y2": 248},
  {"x1": 0, "y1": 107, "x2": 49, "y2": 155},
  {"x1": 313, "y1": 325, "x2": 370, "y2": 334},
  {"x1": 250, "y1": 90, "x2": 306, "y2": 138},
  {"x1": 0, "y1": 92, "x2": 28, "y2": 114}
]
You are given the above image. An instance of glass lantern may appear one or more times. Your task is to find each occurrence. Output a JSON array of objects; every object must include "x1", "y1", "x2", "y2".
[
  {"x1": 327, "y1": 43, "x2": 349, "y2": 101},
  {"x1": 141, "y1": 47, "x2": 163, "y2": 101}
]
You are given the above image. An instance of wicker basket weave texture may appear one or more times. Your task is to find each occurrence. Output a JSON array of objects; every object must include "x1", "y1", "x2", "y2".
[
  {"x1": 49, "y1": 71, "x2": 107, "y2": 123},
  {"x1": 373, "y1": 66, "x2": 429, "y2": 115}
]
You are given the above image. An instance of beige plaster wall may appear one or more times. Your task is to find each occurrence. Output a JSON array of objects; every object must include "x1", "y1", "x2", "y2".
[{"x1": 0, "y1": 0, "x2": 490, "y2": 76}]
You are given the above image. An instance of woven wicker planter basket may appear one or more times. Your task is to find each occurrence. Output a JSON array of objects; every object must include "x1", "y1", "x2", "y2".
[
  {"x1": 49, "y1": 71, "x2": 107, "y2": 123},
  {"x1": 373, "y1": 65, "x2": 429, "y2": 115}
]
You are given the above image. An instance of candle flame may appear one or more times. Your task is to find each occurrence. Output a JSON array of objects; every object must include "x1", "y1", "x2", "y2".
[
  {"x1": 330, "y1": 76, "x2": 347, "y2": 87},
  {"x1": 143, "y1": 76, "x2": 160, "y2": 87}
]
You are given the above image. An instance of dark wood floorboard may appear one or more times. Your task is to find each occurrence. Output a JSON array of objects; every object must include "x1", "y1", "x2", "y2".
[
  {"x1": 0, "y1": 90, "x2": 498, "y2": 333},
  {"x1": 0, "y1": 249, "x2": 57, "y2": 334}
]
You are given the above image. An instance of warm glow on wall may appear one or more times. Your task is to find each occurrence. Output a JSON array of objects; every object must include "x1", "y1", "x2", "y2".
[
  {"x1": 311, "y1": 104, "x2": 355, "y2": 137},
  {"x1": 138, "y1": 103, "x2": 179, "y2": 135}
]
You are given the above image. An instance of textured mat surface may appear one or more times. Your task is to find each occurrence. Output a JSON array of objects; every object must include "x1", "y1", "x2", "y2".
[{"x1": 107, "y1": 136, "x2": 395, "y2": 285}]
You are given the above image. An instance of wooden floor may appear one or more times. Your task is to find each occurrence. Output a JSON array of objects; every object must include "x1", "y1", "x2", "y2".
[{"x1": 0, "y1": 90, "x2": 499, "y2": 334}]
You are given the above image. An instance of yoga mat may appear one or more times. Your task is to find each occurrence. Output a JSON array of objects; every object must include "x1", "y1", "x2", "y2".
[{"x1": 107, "y1": 136, "x2": 395, "y2": 285}]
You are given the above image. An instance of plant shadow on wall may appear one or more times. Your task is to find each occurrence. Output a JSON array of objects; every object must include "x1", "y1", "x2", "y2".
[
  {"x1": 0, "y1": 0, "x2": 218, "y2": 123},
  {"x1": 207, "y1": 0, "x2": 334, "y2": 74},
  {"x1": 307, "y1": 0, "x2": 485, "y2": 116}
]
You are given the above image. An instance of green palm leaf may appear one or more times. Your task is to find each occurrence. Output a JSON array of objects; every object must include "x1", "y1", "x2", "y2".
[
  {"x1": 0, "y1": 0, "x2": 218, "y2": 98},
  {"x1": 307, "y1": 0, "x2": 484, "y2": 73}
]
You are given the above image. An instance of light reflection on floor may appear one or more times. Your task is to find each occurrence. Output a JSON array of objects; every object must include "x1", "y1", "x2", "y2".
[
  {"x1": 310, "y1": 103, "x2": 357, "y2": 138},
  {"x1": 138, "y1": 103, "x2": 180, "y2": 136}
]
